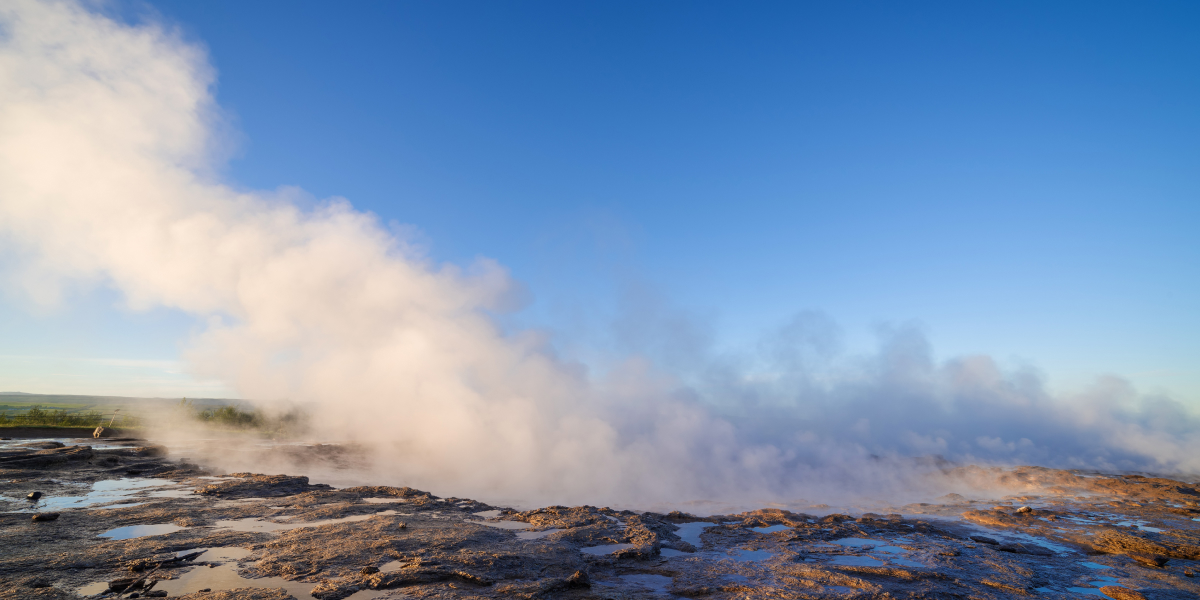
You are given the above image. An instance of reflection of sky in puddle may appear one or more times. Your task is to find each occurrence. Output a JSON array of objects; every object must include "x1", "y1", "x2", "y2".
[
  {"x1": 99, "y1": 523, "x2": 185, "y2": 539},
  {"x1": 214, "y1": 511, "x2": 397, "y2": 533},
  {"x1": 472, "y1": 509, "x2": 502, "y2": 518},
  {"x1": 467, "y1": 519, "x2": 529, "y2": 530},
  {"x1": 9, "y1": 478, "x2": 190, "y2": 512},
  {"x1": 831, "y1": 538, "x2": 883, "y2": 547},
  {"x1": 752, "y1": 524, "x2": 790, "y2": 534},
  {"x1": 139, "y1": 548, "x2": 389, "y2": 600},
  {"x1": 660, "y1": 548, "x2": 690, "y2": 558},
  {"x1": 582, "y1": 543, "x2": 635, "y2": 555},
  {"x1": 725, "y1": 549, "x2": 773, "y2": 562},
  {"x1": 517, "y1": 528, "x2": 561, "y2": 540},
  {"x1": 1081, "y1": 562, "x2": 1111, "y2": 570},
  {"x1": 829, "y1": 555, "x2": 884, "y2": 567},
  {"x1": 674, "y1": 522, "x2": 715, "y2": 547},
  {"x1": 1065, "y1": 587, "x2": 1106, "y2": 596}
]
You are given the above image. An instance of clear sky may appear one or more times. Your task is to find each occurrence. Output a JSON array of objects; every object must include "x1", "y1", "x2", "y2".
[{"x1": 1, "y1": 0, "x2": 1197, "y2": 402}]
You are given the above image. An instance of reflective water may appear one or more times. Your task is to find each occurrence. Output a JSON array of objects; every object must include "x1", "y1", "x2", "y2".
[
  {"x1": 831, "y1": 538, "x2": 884, "y2": 547},
  {"x1": 472, "y1": 509, "x2": 502, "y2": 518},
  {"x1": 674, "y1": 522, "x2": 715, "y2": 547},
  {"x1": 10, "y1": 478, "x2": 190, "y2": 512},
  {"x1": 828, "y1": 555, "x2": 885, "y2": 567},
  {"x1": 516, "y1": 528, "x2": 562, "y2": 540},
  {"x1": 1081, "y1": 562, "x2": 1112, "y2": 570},
  {"x1": 466, "y1": 519, "x2": 530, "y2": 530},
  {"x1": 752, "y1": 524, "x2": 790, "y2": 534},
  {"x1": 725, "y1": 549, "x2": 773, "y2": 562},
  {"x1": 150, "y1": 548, "x2": 388, "y2": 600},
  {"x1": 1065, "y1": 587, "x2": 1106, "y2": 596},
  {"x1": 99, "y1": 523, "x2": 185, "y2": 539}
]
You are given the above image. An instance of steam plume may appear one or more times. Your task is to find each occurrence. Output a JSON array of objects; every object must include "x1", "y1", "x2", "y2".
[{"x1": 1, "y1": 0, "x2": 1196, "y2": 509}]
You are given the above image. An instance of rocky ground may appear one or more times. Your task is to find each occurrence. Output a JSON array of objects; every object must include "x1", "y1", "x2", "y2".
[{"x1": 2, "y1": 435, "x2": 1199, "y2": 599}]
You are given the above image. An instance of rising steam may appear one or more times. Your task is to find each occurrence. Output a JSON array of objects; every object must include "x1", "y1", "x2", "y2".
[{"x1": 1, "y1": 0, "x2": 1196, "y2": 509}]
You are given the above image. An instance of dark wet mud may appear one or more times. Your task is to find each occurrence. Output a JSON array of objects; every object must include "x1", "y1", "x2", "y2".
[{"x1": 2, "y1": 437, "x2": 1199, "y2": 599}]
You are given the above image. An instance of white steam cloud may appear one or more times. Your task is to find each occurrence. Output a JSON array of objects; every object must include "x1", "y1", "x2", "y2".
[{"x1": 1, "y1": 0, "x2": 1197, "y2": 509}]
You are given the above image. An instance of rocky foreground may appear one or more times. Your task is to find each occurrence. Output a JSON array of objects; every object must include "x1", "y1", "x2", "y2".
[{"x1": 2, "y1": 436, "x2": 1199, "y2": 599}]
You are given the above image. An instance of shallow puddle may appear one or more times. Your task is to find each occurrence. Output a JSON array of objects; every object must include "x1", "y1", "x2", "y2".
[
  {"x1": 831, "y1": 537, "x2": 885, "y2": 547},
  {"x1": 725, "y1": 548, "x2": 773, "y2": 562},
  {"x1": 752, "y1": 524, "x2": 790, "y2": 534},
  {"x1": 1065, "y1": 587, "x2": 1106, "y2": 597},
  {"x1": 466, "y1": 519, "x2": 530, "y2": 530},
  {"x1": 828, "y1": 555, "x2": 885, "y2": 567},
  {"x1": 98, "y1": 523, "x2": 185, "y2": 539},
  {"x1": 674, "y1": 522, "x2": 715, "y2": 547},
  {"x1": 1081, "y1": 562, "x2": 1111, "y2": 570},
  {"x1": 516, "y1": 528, "x2": 562, "y2": 540},
  {"x1": 12, "y1": 478, "x2": 190, "y2": 512},
  {"x1": 148, "y1": 548, "x2": 389, "y2": 600}
]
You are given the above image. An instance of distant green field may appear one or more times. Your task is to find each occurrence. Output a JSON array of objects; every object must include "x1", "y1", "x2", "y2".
[{"x1": 0, "y1": 392, "x2": 237, "y2": 428}]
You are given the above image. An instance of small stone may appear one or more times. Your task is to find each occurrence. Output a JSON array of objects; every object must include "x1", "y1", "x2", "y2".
[
  {"x1": 26, "y1": 491, "x2": 42, "y2": 501},
  {"x1": 199, "y1": 589, "x2": 211, "y2": 592},
  {"x1": 1129, "y1": 553, "x2": 1168, "y2": 568},
  {"x1": 1100, "y1": 586, "x2": 1147, "y2": 600},
  {"x1": 1017, "y1": 506, "x2": 1033, "y2": 514},
  {"x1": 360, "y1": 566, "x2": 379, "y2": 575},
  {"x1": 32, "y1": 512, "x2": 60, "y2": 522},
  {"x1": 970, "y1": 535, "x2": 999, "y2": 545},
  {"x1": 566, "y1": 570, "x2": 591, "y2": 588}
]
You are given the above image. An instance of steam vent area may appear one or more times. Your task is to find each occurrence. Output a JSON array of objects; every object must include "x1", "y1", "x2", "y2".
[{"x1": 3, "y1": 436, "x2": 1199, "y2": 600}]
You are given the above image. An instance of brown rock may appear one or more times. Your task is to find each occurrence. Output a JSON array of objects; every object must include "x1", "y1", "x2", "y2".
[
  {"x1": 1129, "y1": 553, "x2": 1168, "y2": 568},
  {"x1": 1100, "y1": 586, "x2": 1146, "y2": 600},
  {"x1": 31, "y1": 513, "x2": 60, "y2": 522}
]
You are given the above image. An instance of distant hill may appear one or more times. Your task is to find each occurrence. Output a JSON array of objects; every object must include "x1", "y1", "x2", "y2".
[{"x1": 0, "y1": 392, "x2": 240, "y2": 415}]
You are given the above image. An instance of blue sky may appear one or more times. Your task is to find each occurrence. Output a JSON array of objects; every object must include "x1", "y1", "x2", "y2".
[{"x1": 1, "y1": 0, "x2": 1197, "y2": 401}]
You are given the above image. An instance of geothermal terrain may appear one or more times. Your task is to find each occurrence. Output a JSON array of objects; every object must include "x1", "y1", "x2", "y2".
[{"x1": 1, "y1": 434, "x2": 1199, "y2": 600}]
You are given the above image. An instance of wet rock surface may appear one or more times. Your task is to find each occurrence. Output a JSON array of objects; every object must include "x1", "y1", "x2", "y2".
[{"x1": 0, "y1": 437, "x2": 1198, "y2": 599}]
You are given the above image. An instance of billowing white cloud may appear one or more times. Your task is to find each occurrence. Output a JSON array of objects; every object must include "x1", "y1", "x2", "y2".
[{"x1": 1, "y1": 0, "x2": 1196, "y2": 509}]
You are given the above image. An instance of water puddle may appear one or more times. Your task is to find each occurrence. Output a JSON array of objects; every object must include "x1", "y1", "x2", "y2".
[
  {"x1": 1081, "y1": 562, "x2": 1111, "y2": 570},
  {"x1": 10, "y1": 478, "x2": 190, "y2": 512},
  {"x1": 99, "y1": 523, "x2": 185, "y2": 540},
  {"x1": 752, "y1": 524, "x2": 790, "y2": 534},
  {"x1": 829, "y1": 555, "x2": 885, "y2": 567},
  {"x1": 725, "y1": 549, "x2": 773, "y2": 562},
  {"x1": 1065, "y1": 587, "x2": 1106, "y2": 597},
  {"x1": 214, "y1": 511, "x2": 397, "y2": 533},
  {"x1": 660, "y1": 548, "x2": 690, "y2": 558},
  {"x1": 466, "y1": 520, "x2": 530, "y2": 530},
  {"x1": 582, "y1": 543, "x2": 636, "y2": 555},
  {"x1": 94, "y1": 547, "x2": 390, "y2": 600},
  {"x1": 674, "y1": 522, "x2": 716, "y2": 547},
  {"x1": 472, "y1": 509, "x2": 502, "y2": 518},
  {"x1": 831, "y1": 538, "x2": 885, "y2": 547},
  {"x1": 516, "y1": 528, "x2": 562, "y2": 540}
]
